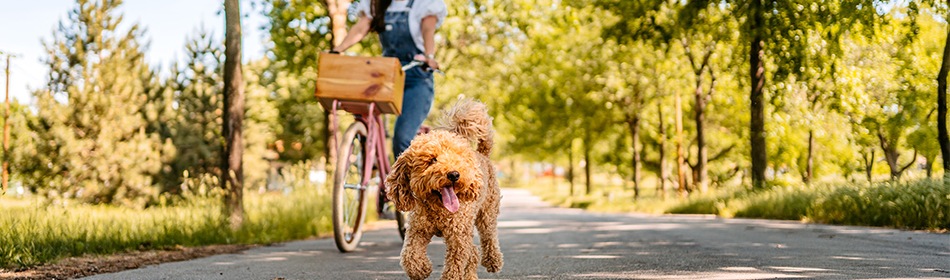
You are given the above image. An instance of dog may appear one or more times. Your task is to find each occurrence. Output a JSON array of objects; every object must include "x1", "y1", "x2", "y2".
[{"x1": 386, "y1": 98, "x2": 503, "y2": 280}]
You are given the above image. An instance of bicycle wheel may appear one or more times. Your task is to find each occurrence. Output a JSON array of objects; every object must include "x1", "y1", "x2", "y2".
[{"x1": 333, "y1": 122, "x2": 370, "y2": 252}]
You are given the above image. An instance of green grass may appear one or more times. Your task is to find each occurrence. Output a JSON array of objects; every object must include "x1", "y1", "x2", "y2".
[
  {"x1": 0, "y1": 167, "x2": 336, "y2": 269},
  {"x1": 809, "y1": 179, "x2": 950, "y2": 229},
  {"x1": 519, "y1": 177, "x2": 950, "y2": 231}
]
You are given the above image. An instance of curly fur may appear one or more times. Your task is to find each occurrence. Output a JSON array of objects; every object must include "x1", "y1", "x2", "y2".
[{"x1": 386, "y1": 98, "x2": 503, "y2": 280}]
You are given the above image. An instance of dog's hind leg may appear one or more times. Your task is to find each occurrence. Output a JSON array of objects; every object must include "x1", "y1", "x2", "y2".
[
  {"x1": 476, "y1": 187, "x2": 504, "y2": 273},
  {"x1": 401, "y1": 222, "x2": 435, "y2": 280}
]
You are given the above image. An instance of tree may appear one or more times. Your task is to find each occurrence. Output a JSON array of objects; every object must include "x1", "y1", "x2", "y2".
[
  {"x1": 171, "y1": 28, "x2": 225, "y2": 187},
  {"x1": 840, "y1": 11, "x2": 937, "y2": 181},
  {"x1": 1, "y1": 100, "x2": 36, "y2": 193},
  {"x1": 30, "y1": 0, "x2": 163, "y2": 207},
  {"x1": 223, "y1": 0, "x2": 245, "y2": 229},
  {"x1": 908, "y1": 124, "x2": 940, "y2": 177},
  {"x1": 677, "y1": 0, "x2": 738, "y2": 193},
  {"x1": 676, "y1": 0, "x2": 883, "y2": 189},
  {"x1": 928, "y1": 0, "x2": 950, "y2": 179},
  {"x1": 747, "y1": 0, "x2": 767, "y2": 189}
]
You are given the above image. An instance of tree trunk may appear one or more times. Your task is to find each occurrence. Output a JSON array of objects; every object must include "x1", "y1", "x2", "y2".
[
  {"x1": 675, "y1": 89, "x2": 688, "y2": 197},
  {"x1": 749, "y1": 0, "x2": 767, "y2": 190},
  {"x1": 323, "y1": 0, "x2": 351, "y2": 176},
  {"x1": 693, "y1": 77, "x2": 708, "y2": 193},
  {"x1": 878, "y1": 132, "x2": 917, "y2": 181},
  {"x1": 584, "y1": 134, "x2": 592, "y2": 195},
  {"x1": 878, "y1": 134, "x2": 900, "y2": 181},
  {"x1": 805, "y1": 129, "x2": 814, "y2": 184},
  {"x1": 222, "y1": 0, "x2": 245, "y2": 230},
  {"x1": 925, "y1": 156, "x2": 934, "y2": 178},
  {"x1": 863, "y1": 149, "x2": 875, "y2": 184},
  {"x1": 568, "y1": 147, "x2": 575, "y2": 197},
  {"x1": 657, "y1": 103, "x2": 668, "y2": 199},
  {"x1": 628, "y1": 116, "x2": 641, "y2": 200},
  {"x1": 682, "y1": 39, "x2": 713, "y2": 193},
  {"x1": 324, "y1": 112, "x2": 335, "y2": 185},
  {"x1": 937, "y1": 14, "x2": 950, "y2": 179},
  {"x1": 324, "y1": 0, "x2": 352, "y2": 47}
]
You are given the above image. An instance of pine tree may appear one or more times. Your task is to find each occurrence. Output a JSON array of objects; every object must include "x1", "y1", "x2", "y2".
[
  {"x1": 171, "y1": 28, "x2": 225, "y2": 189},
  {"x1": 31, "y1": 0, "x2": 163, "y2": 207}
]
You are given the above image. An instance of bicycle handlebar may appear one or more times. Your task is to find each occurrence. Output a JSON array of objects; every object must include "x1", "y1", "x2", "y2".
[{"x1": 402, "y1": 60, "x2": 444, "y2": 75}]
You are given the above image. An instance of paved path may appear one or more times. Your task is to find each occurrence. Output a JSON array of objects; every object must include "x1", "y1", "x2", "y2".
[{"x1": 84, "y1": 189, "x2": 950, "y2": 279}]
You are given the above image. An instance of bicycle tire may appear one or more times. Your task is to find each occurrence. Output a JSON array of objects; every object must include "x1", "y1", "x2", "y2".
[{"x1": 333, "y1": 122, "x2": 370, "y2": 252}]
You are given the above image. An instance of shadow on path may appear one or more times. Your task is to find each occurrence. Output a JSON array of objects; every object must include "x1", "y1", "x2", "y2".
[{"x1": 83, "y1": 188, "x2": 950, "y2": 280}]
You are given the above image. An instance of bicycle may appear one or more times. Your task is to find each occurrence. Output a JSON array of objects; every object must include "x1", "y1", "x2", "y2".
[{"x1": 318, "y1": 54, "x2": 435, "y2": 252}]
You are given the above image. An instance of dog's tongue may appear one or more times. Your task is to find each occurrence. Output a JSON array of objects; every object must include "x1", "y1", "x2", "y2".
[{"x1": 440, "y1": 186, "x2": 460, "y2": 213}]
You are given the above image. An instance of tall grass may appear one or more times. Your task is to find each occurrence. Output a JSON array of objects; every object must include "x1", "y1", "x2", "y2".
[
  {"x1": 521, "y1": 177, "x2": 950, "y2": 231},
  {"x1": 0, "y1": 165, "x2": 334, "y2": 269},
  {"x1": 809, "y1": 179, "x2": 950, "y2": 229}
]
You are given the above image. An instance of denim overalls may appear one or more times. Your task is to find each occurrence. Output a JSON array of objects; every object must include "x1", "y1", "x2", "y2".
[{"x1": 381, "y1": 0, "x2": 435, "y2": 158}]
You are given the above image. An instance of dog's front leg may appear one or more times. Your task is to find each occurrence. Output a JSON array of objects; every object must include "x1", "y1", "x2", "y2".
[
  {"x1": 441, "y1": 224, "x2": 478, "y2": 280},
  {"x1": 401, "y1": 224, "x2": 434, "y2": 280}
]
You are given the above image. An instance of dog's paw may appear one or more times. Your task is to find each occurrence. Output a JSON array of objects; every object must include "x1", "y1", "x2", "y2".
[
  {"x1": 482, "y1": 253, "x2": 503, "y2": 273},
  {"x1": 404, "y1": 259, "x2": 432, "y2": 280}
]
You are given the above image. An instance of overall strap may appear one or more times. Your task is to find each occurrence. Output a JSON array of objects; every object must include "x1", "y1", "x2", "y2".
[{"x1": 407, "y1": 0, "x2": 416, "y2": 8}]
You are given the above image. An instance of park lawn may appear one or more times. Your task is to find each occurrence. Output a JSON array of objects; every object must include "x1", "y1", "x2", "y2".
[
  {"x1": 520, "y1": 177, "x2": 950, "y2": 231},
  {"x1": 0, "y1": 186, "x2": 336, "y2": 269}
]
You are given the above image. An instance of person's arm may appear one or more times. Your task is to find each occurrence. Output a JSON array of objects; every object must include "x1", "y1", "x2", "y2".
[
  {"x1": 332, "y1": 16, "x2": 372, "y2": 53},
  {"x1": 420, "y1": 15, "x2": 439, "y2": 69}
]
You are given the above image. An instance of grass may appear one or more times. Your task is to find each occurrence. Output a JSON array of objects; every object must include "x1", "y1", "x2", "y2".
[
  {"x1": 518, "y1": 176, "x2": 950, "y2": 231},
  {"x1": 809, "y1": 179, "x2": 950, "y2": 229},
  {"x1": 0, "y1": 165, "x2": 337, "y2": 269}
]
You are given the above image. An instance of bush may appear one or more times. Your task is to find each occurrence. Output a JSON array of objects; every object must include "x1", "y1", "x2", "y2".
[
  {"x1": 734, "y1": 185, "x2": 828, "y2": 220},
  {"x1": 810, "y1": 179, "x2": 950, "y2": 230},
  {"x1": 525, "y1": 177, "x2": 950, "y2": 232}
]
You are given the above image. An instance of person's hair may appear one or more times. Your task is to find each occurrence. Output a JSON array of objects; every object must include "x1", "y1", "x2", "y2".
[{"x1": 370, "y1": 0, "x2": 392, "y2": 33}]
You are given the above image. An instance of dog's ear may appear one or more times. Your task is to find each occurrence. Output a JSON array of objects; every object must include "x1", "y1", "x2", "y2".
[{"x1": 386, "y1": 152, "x2": 416, "y2": 212}]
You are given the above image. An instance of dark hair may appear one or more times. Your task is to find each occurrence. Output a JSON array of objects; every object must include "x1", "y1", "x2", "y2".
[{"x1": 370, "y1": 0, "x2": 392, "y2": 33}]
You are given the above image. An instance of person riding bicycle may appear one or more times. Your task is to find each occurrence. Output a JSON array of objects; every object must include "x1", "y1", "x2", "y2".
[{"x1": 332, "y1": 0, "x2": 447, "y2": 158}]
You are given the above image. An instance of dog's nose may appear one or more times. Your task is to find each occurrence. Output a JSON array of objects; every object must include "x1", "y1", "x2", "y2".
[{"x1": 447, "y1": 171, "x2": 460, "y2": 182}]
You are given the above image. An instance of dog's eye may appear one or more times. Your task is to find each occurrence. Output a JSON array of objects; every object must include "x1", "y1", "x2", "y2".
[{"x1": 429, "y1": 157, "x2": 438, "y2": 165}]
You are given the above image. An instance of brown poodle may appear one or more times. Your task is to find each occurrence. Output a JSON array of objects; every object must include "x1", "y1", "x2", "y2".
[{"x1": 386, "y1": 98, "x2": 503, "y2": 280}]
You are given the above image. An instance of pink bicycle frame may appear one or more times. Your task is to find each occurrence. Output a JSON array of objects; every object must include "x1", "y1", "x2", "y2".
[{"x1": 329, "y1": 100, "x2": 394, "y2": 214}]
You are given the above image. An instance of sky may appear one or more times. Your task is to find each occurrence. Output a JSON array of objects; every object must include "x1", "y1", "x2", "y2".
[{"x1": 0, "y1": 0, "x2": 271, "y2": 105}]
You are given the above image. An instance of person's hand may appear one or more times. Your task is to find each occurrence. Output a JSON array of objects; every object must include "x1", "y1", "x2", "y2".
[
  {"x1": 426, "y1": 56, "x2": 440, "y2": 71},
  {"x1": 413, "y1": 54, "x2": 440, "y2": 71}
]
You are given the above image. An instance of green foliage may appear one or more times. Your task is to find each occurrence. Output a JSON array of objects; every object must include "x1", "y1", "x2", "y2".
[
  {"x1": 733, "y1": 185, "x2": 827, "y2": 220},
  {"x1": 2, "y1": 102, "x2": 38, "y2": 187},
  {"x1": 27, "y1": 0, "x2": 164, "y2": 207},
  {"x1": 17, "y1": 0, "x2": 281, "y2": 205},
  {"x1": 527, "y1": 178, "x2": 950, "y2": 231},
  {"x1": 810, "y1": 180, "x2": 950, "y2": 229},
  {"x1": 168, "y1": 28, "x2": 226, "y2": 189}
]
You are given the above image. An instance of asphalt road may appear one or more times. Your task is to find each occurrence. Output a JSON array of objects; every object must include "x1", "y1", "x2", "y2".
[{"x1": 84, "y1": 189, "x2": 950, "y2": 280}]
